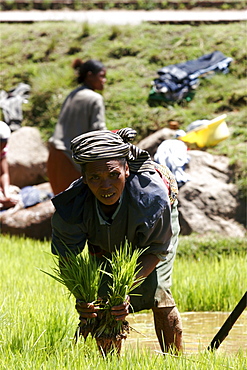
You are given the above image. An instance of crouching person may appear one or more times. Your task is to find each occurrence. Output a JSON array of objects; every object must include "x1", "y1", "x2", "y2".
[{"x1": 51, "y1": 128, "x2": 183, "y2": 353}]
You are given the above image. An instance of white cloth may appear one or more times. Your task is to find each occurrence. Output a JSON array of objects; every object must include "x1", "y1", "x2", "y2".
[{"x1": 154, "y1": 139, "x2": 190, "y2": 186}]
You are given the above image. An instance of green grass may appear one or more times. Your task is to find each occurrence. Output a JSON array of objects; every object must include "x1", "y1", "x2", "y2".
[
  {"x1": 1, "y1": 0, "x2": 246, "y2": 11},
  {"x1": 176, "y1": 233, "x2": 247, "y2": 258},
  {"x1": 173, "y1": 253, "x2": 247, "y2": 311},
  {"x1": 174, "y1": 234, "x2": 247, "y2": 311},
  {"x1": 0, "y1": 235, "x2": 246, "y2": 368}
]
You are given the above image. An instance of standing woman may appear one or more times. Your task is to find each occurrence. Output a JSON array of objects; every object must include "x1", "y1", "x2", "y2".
[{"x1": 47, "y1": 59, "x2": 107, "y2": 195}]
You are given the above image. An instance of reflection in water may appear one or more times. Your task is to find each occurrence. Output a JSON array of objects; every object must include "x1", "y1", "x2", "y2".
[{"x1": 124, "y1": 311, "x2": 247, "y2": 354}]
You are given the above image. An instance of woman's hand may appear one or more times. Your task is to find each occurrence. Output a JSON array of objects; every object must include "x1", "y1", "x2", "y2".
[
  {"x1": 111, "y1": 295, "x2": 130, "y2": 321},
  {"x1": 0, "y1": 196, "x2": 19, "y2": 209},
  {"x1": 75, "y1": 296, "x2": 130, "y2": 323},
  {"x1": 135, "y1": 254, "x2": 160, "y2": 280},
  {"x1": 75, "y1": 301, "x2": 100, "y2": 324}
]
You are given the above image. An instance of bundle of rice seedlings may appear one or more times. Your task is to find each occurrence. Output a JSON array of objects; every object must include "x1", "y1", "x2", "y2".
[
  {"x1": 42, "y1": 241, "x2": 146, "y2": 356},
  {"x1": 95, "y1": 242, "x2": 146, "y2": 355},
  {"x1": 42, "y1": 245, "x2": 104, "y2": 340}
]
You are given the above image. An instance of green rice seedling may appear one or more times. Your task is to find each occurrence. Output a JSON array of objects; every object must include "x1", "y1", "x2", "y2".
[
  {"x1": 42, "y1": 241, "x2": 146, "y2": 355},
  {"x1": 173, "y1": 251, "x2": 247, "y2": 312},
  {"x1": 42, "y1": 245, "x2": 104, "y2": 340},
  {"x1": 95, "y1": 242, "x2": 147, "y2": 355}
]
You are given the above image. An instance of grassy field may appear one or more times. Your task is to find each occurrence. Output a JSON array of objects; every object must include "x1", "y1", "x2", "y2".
[
  {"x1": 1, "y1": 0, "x2": 246, "y2": 11},
  {"x1": 1, "y1": 21, "x2": 246, "y2": 197},
  {"x1": 0, "y1": 235, "x2": 246, "y2": 368}
]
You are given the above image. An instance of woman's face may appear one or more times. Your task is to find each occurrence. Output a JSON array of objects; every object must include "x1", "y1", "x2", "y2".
[
  {"x1": 83, "y1": 159, "x2": 129, "y2": 206},
  {"x1": 86, "y1": 68, "x2": 106, "y2": 91}
]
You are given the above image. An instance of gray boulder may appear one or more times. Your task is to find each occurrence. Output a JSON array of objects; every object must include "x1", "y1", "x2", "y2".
[
  {"x1": 7, "y1": 126, "x2": 49, "y2": 188},
  {"x1": 0, "y1": 183, "x2": 54, "y2": 240},
  {"x1": 138, "y1": 127, "x2": 175, "y2": 158},
  {"x1": 0, "y1": 200, "x2": 54, "y2": 240},
  {"x1": 177, "y1": 150, "x2": 246, "y2": 237}
]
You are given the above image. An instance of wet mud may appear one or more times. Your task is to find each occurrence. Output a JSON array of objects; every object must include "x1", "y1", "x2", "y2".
[{"x1": 123, "y1": 311, "x2": 247, "y2": 354}]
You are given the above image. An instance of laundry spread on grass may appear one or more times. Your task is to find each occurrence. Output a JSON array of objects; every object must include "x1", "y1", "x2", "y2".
[
  {"x1": 148, "y1": 50, "x2": 233, "y2": 105},
  {"x1": 0, "y1": 83, "x2": 31, "y2": 132}
]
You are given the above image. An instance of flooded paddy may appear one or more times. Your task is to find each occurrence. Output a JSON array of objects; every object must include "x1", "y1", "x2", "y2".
[{"x1": 124, "y1": 311, "x2": 247, "y2": 354}]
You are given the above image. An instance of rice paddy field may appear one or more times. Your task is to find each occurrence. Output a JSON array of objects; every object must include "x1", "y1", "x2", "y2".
[{"x1": 0, "y1": 234, "x2": 246, "y2": 369}]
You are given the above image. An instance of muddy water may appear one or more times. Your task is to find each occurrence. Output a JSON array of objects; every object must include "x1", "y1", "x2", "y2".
[{"x1": 123, "y1": 311, "x2": 247, "y2": 354}]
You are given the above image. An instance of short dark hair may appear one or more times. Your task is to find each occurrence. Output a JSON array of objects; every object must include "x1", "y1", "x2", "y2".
[{"x1": 72, "y1": 59, "x2": 105, "y2": 84}]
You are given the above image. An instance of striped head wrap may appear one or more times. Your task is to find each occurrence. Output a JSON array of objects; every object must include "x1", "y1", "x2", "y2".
[{"x1": 71, "y1": 128, "x2": 155, "y2": 173}]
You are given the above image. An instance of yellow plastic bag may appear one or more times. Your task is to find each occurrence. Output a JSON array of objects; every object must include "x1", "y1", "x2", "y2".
[{"x1": 179, "y1": 114, "x2": 230, "y2": 148}]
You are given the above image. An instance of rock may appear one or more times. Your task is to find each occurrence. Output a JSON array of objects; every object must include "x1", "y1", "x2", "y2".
[
  {"x1": 7, "y1": 126, "x2": 49, "y2": 188},
  {"x1": 0, "y1": 183, "x2": 54, "y2": 240},
  {"x1": 177, "y1": 150, "x2": 246, "y2": 237},
  {"x1": 137, "y1": 128, "x2": 175, "y2": 157}
]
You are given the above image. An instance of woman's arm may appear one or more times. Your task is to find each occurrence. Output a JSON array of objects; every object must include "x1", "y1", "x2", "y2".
[
  {"x1": 136, "y1": 253, "x2": 160, "y2": 280},
  {"x1": 0, "y1": 156, "x2": 10, "y2": 197},
  {"x1": 90, "y1": 94, "x2": 106, "y2": 130}
]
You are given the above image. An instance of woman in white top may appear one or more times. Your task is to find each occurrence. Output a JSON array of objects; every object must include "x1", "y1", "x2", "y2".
[{"x1": 47, "y1": 59, "x2": 107, "y2": 195}]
